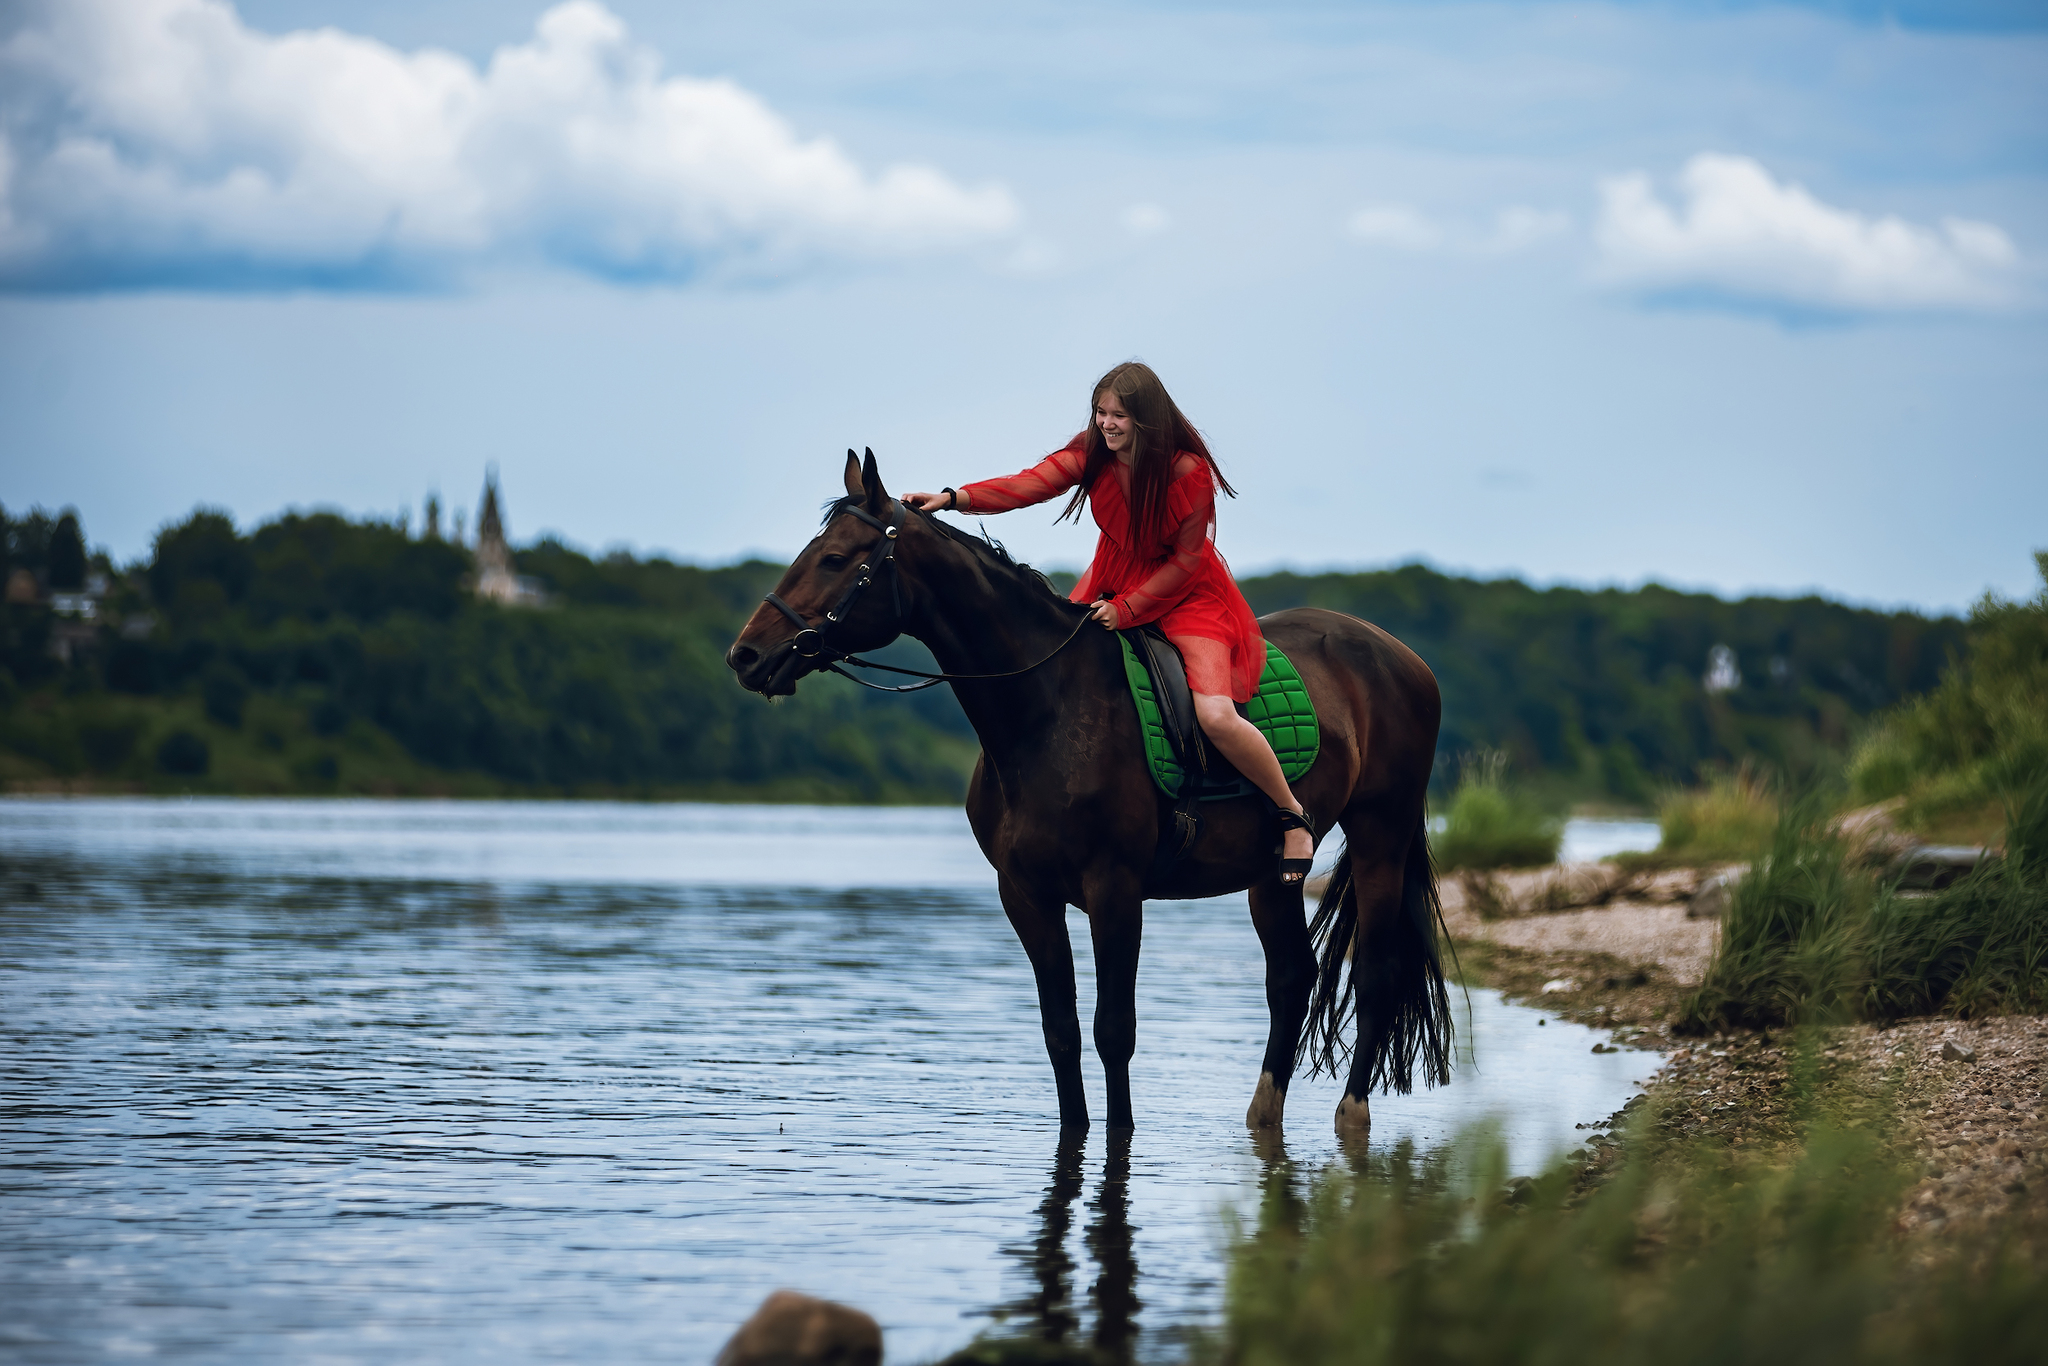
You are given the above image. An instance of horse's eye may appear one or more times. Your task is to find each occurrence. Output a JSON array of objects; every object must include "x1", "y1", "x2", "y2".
[{"x1": 820, "y1": 553, "x2": 849, "y2": 571}]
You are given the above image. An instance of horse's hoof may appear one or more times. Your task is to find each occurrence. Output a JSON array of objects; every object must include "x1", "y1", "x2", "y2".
[
  {"x1": 1244, "y1": 1070, "x2": 1286, "y2": 1130},
  {"x1": 1335, "y1": 1093, "x2": 1371, "y2": 1139}
]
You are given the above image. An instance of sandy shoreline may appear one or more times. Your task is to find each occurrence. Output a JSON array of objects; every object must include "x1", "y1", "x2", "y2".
[
  {"x1": 1436, "y1": 862, "x2": 1723, "y2": 985},
  {"x1": 1425, "y1": 860, "x2": 2047, "y2": 1243}
]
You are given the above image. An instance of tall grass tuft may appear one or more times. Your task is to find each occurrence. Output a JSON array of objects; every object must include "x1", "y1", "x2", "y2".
[
  {"x1": 1861, "y1": 862, "x2": 2048, "y2": 1020},
  {"x1": 1431, "y1": 752, "x2": 1561, "y2": 871},
  {"x1": 1860, "y1": 775, "x2": 2048, "y2": 1021},
  {"x1": 1683, "y1": 776, "x2": 2048, "y2": 1032},
  {"x1": 1656, "y1": 764, "x2": 1778, "y2": 863},
  {"x1": 1680, "y1": 794, "x2": 1867, "y2": 1031},
  {"x1": 1217, "y1": 1122, "x2": 2043, "y2": 1366},
  {"x1": 2004, "y1": 775, "x2": 2048, "y2": 878}
]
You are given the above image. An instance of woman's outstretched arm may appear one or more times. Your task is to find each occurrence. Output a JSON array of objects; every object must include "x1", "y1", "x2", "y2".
[{"x1": 904, "y1": 445, "x2": 1085, "y2": 515}]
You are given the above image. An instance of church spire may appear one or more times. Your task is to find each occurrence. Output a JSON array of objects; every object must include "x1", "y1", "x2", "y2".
[
  {"x1": 470, "y1": 466, "x2": 543, "y2": 606},
  {"x1": 475, "y1": 464, "x2": 503, "y2": 557},
  {"x1": 477, "y1": 465, "x2": 506, "y2": 566}
]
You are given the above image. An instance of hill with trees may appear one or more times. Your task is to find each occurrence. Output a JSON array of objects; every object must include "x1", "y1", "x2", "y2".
[
  {"x1": 0, "y1": 502, "x2": 1966, "y2": 804},
  {"x1": 1237, "y1": 568, "x2": 1962, "y2": 803}
]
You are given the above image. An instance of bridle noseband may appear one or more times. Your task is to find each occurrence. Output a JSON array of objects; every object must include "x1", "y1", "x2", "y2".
[{"x1": 757, "y1": 499, "x2": 1092, "y2": 694}]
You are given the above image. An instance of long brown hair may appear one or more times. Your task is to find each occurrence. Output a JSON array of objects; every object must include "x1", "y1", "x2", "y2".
[{"x1": 1057, "y1": 361, "x2": 1236, "y2": 546}]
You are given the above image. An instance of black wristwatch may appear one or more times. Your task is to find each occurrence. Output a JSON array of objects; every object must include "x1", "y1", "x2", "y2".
[{"x1": 943, "y1": 487, "x2": 959, "y2": 510}]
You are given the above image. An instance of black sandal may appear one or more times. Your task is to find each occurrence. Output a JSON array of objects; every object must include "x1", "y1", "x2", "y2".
[{"x1": 1276, "y1": 808, "x2": 1314, "y2": 884}]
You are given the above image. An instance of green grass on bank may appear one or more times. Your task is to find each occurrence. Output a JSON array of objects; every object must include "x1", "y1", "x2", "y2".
[
  {"x1": 1848, "y1": 552, "x2": 2048, "y2": 838},
  {"x1": 1430, "y1": 754, "x2": 1562, "y2": 870},
  {"x1": 1216, "y1": 1119, "x2": 2042, "y2": 1366},
  {"x1": 946, "y1": 1097, "x2": 2044, "y2": 1366},
  {"x1": 1654, "y1": 765, "x2": 1779, "y2": 863},
  {"x1": 1681, "y1": 781, "x2": 2048, "y2": 1032}
]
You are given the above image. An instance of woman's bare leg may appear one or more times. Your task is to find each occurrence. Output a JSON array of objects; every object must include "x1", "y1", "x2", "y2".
[{"x1": 1193, "y1": 692, "x2": 1313, "y2": 878}]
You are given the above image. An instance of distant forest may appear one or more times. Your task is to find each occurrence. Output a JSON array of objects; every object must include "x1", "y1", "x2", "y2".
[{"x1": 0, "y1": 503, "x2": 1966, "y2": 804}]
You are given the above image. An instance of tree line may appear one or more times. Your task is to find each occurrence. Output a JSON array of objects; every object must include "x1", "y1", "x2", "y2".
[
  {"x1": 0, "y1": 503, "x2": 1965, "y2": 802},
  {"x1": 1237, "y1": 568, "x2": 1962, "y2": 800}
]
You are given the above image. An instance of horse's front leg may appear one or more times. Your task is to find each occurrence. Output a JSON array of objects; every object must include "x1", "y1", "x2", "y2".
[
  {"x1": 1244, "y1": 875, "x2": 1315, "y2": 1130},
  {"x1": 1084, "y1": 892, "x2": 1144, "y2": 1131},
  {"x1": 998, "y1": 871, "x2": 1089, "y2": 1132}
]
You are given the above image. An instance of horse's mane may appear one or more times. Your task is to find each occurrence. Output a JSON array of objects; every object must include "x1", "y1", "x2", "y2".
[{"x1": 819, "y1": 495, "x2": 1077, "y2": 609}]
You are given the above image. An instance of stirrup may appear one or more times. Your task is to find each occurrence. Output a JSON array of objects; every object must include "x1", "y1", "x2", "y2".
[{"x1": 1275, "y1": 807, "x2": 1314, "y2": 884}]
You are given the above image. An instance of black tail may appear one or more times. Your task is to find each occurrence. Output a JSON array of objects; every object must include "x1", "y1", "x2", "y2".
[{"x1": 1298, "y1": 822, "x2": 1454, "y2": 1092}]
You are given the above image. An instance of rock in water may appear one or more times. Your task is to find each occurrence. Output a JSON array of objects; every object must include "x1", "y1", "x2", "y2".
[
  {"x1": 1891, "y1": 845, "x2": 1993, "y2": 892},
  {"x1": 716, "y1": 1290, "x2": 882, "y2": 1366}
]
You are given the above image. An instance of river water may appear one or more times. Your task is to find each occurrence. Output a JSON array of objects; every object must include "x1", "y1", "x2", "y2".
[{"x1": 0, "y1": 800, "x2": 1660, "y2": 1363}]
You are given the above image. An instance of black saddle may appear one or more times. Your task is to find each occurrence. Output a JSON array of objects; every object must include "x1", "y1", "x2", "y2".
[
  {"x1": 1124, "y1": 625, "x2": 1202, "y2": 773},
  {"x1": 1118, "y1": 627, "x2": 1258, "y2": 881}
]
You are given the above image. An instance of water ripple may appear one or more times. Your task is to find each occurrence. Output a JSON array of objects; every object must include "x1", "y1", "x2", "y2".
[{"x1": 1, "y1": 801, "x2": 1657, "y2": 1362}]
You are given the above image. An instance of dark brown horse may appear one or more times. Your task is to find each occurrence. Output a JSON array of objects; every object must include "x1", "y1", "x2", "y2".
[{"x1": 726, "y1": 451, "x2": 1450, "y2": 1136}]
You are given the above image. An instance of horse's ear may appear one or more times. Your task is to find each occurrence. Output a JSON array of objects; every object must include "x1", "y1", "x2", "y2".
[
  {"x1": 860, "y1": 446, "x2": 888, "y2": 511},
  {"x1": 842, "y1": 448, "x2": 863, "y2": 499}
]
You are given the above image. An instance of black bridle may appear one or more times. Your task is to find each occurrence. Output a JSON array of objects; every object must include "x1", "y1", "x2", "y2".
[
  {"x1": 761, "y1": 499, "x2": 1094, "y2": 694},
  {"x1": 764, "y1": 499, "x2": 904, "y2": 664}
]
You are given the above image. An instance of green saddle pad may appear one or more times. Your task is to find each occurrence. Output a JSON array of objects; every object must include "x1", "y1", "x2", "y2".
[{"x1": 1118, "y1": 636, "x2": 1320, "y2": 799}]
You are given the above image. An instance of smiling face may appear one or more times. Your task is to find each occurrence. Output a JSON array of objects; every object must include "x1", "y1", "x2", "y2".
[{"x1": 1094, "y1": 389, "x2": 1133, "y2": 457}]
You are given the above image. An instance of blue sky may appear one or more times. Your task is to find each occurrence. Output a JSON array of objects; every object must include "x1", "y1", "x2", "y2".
[{"x1": 0, "y1": 0, "x2": 2042, "y2": 612}]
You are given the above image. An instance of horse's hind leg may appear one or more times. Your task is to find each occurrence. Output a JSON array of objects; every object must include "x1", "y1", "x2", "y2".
[
  {"x1": 1335, "y1": 818, "x2": 1411, "y2": 1140},
  {"x1": 1244, "y1": 877, "x2": 1314, "y2": 1130},
  {"x1": 1336, "y1": 812, "x2": 1450, "y2": 1140},
  {"x1": 998, "y1": 872, "x2": 1089, "y2": 1132}
]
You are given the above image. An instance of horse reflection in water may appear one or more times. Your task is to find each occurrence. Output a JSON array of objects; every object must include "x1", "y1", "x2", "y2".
[
  {"x1": 989, "y1": 1135, "x2": 1141, "y2": 1358},
  {"x1": 984, "y1": 1134, "x2": 1336, "y2": 1361}
]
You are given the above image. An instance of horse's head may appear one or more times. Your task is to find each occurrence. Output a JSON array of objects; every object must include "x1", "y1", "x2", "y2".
[{"x1": 726, "y1": 448, "x2": 913, "y2": 696}]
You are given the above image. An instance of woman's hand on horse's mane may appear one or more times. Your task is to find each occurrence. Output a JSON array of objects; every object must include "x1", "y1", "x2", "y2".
[
  {"x1": 903, "y1": 490, "x2": 963, "y2": 513},
  {"x1": 1088, "y1": 599, "x2": 1121, "y2": 630}
]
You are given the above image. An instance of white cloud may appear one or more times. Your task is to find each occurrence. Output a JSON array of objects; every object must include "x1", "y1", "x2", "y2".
[
  {"x1": 1119, "y1": 203, "x2": 1170, "y2": 238},
  {"x1": 0, "y1": 0, "x2": 1018, "y2": 291},
  {"x1": 1347, "y1": 203, "x2": 1568, "y2": 256},
  {"x1": 1595, "y1": 153, "x2": 2025, "y2": 313},
  {"x1": 1346, "y1": 204, "x2": 1440, "y2": 251}
]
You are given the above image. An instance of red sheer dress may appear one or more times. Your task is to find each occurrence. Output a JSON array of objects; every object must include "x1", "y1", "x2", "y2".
[{"x1": 960, "y1": 440, "x2": 1267, "y2": 702}]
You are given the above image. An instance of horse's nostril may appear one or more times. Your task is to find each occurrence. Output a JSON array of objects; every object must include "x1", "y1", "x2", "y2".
[{"x1": 726, "y1": 643, "x2": 758, "y2": 673}]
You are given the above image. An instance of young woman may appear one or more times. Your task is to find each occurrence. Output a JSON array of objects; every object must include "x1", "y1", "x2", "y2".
[{"x1": 903, "y1": 362, "x2": 1315, "y2": 883}]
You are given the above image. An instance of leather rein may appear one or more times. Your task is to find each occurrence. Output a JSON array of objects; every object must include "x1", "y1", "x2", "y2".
[{"x1": 761, "y1": 500, "x2": 1093, "y2": 694}]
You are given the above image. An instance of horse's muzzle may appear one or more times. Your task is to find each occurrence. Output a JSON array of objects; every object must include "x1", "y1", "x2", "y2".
[{"x1": 726, "y1": 639, "x2": 807, "y2": 696}]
